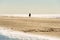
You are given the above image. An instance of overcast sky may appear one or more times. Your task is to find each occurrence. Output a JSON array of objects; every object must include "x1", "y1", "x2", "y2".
[{"x1": 0, "y1": 0, "x2": 60, "y2": 14}]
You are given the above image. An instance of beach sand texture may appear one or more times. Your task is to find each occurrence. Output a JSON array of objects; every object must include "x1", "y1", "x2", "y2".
[{"x1": 0, "y1": 16, "x2": 60, "y2": 37}]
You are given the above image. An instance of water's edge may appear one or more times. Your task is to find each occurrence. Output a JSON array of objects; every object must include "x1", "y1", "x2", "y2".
[{"x1": 0, "y1": 27, "x2": 60, "y2": 40}]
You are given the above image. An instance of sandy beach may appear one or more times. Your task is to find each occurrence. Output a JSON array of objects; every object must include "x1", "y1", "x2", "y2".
[{"x1": 0, "y1": 16, "x2": 60, "y2": 38}]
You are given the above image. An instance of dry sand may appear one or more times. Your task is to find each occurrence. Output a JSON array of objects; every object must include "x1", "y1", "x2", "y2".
[{"x1": 0, "y1": 16, "x2": 60, "y2": 37}]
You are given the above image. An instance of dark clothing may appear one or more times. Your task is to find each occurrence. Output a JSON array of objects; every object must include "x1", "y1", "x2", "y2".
[{"x1": 29, "y1": 13, "x2": 31, "y2": 17}]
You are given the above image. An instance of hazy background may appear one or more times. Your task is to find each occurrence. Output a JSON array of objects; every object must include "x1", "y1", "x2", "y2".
[{"x1": 0, "y1": 0, "x2": 60, "y2": 17}]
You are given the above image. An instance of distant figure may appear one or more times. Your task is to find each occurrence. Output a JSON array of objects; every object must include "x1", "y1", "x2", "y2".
[{"x1": 29, "y1": 13, "x2": 31, "y2": 17}]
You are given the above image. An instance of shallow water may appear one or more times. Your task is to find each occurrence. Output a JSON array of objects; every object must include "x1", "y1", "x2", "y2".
[
  {"x1": 0, "y1": 34, "x2": 50, "y2": 40},
  {"x1": 0, "y1": 35, "x2": 19, "y2": 40}
]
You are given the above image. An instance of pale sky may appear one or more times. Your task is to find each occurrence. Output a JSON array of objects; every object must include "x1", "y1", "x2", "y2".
[{"x1": 0, "y1": 0, "x2": 60, "y2": 14}]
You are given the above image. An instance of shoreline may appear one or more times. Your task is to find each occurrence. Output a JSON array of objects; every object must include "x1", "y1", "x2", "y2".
[
  {"x1": 0, "y1": 16, "x2": 60, "y2": 38},
  {"x1": 1, "y1": 26, "x2": 60, "y2": 37},
  {"x1": 0, "y1": 26, "x2": 60, "y2": 40}
]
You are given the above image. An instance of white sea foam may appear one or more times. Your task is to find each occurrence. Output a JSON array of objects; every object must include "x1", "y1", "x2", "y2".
[{"x1": 0, "y1": 27, "x2": 60, "y2": 40}]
